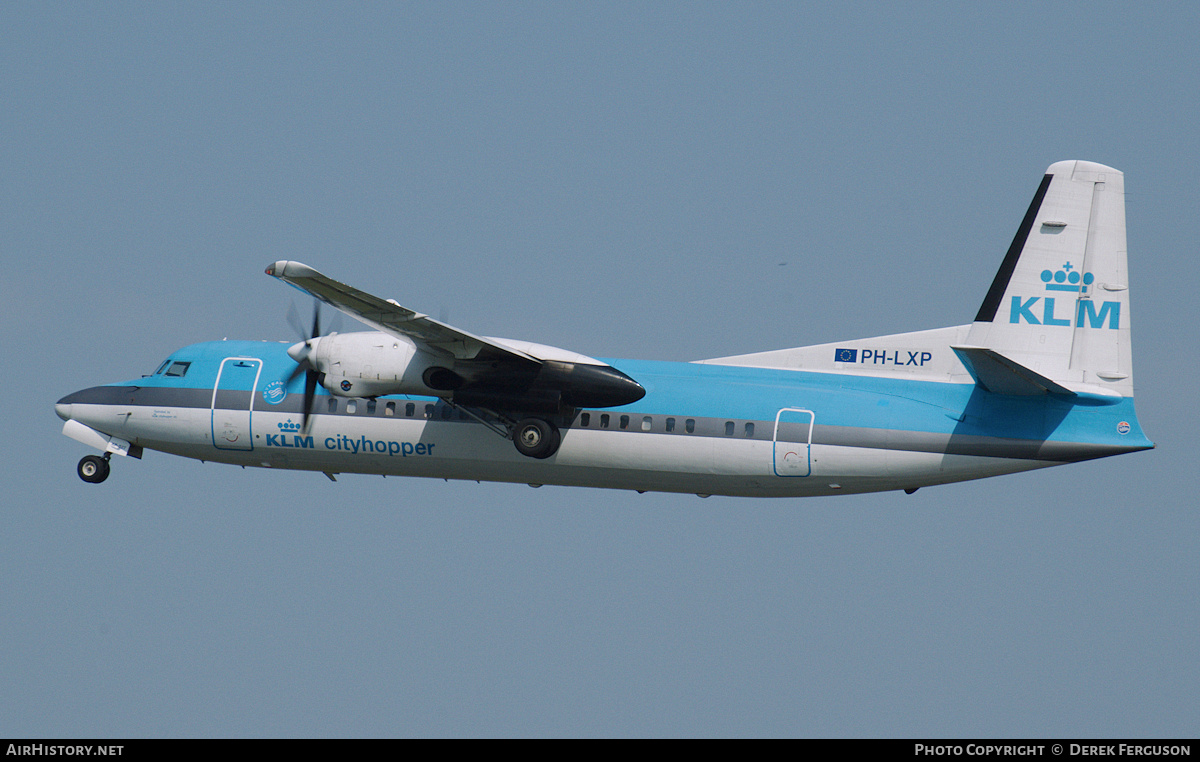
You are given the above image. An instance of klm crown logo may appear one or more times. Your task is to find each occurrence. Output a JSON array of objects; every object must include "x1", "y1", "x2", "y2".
[
  {"x1": 278, "y1": 419, "x2": 302, "y2": 432},
  {"x1": 1041, "y1": 262, "x2": 1094, "y2": 294}
]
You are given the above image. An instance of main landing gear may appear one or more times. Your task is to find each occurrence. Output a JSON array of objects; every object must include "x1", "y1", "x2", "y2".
[
  {"x1": 444, "y1": 402, "x2": 563, "y2": 460},
  {"x1": 77, "y1": 454, "x2": 111, "y2": 484},
  {"x1": 512, "y1": 417, "x2": 561, "y2": 459}
]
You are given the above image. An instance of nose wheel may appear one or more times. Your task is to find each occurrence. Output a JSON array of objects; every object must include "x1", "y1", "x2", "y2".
[
  {"x1": 512, "y1": 418, "x2": 561, "y2": 459},
  {"x1": 77, "y1": 454, "x2": 111, "y2": 484}
]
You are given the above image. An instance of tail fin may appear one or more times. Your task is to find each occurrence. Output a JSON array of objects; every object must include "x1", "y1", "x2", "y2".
[{"x1": 965, "y1": 161, "x2": 1134, "y2": 397}]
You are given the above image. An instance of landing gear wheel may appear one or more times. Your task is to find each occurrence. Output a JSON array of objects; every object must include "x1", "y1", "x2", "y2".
[
  {"x1": 78, "y1": 454, "x2": 110, "y2": 484},
  {"x1": 512, "y1": 418, "x2": 561, "y2": 459}
]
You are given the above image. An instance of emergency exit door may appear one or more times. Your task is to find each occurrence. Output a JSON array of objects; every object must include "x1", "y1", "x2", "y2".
[{"x1": 773, "y1": 408, "x2": 814, "y2": 477}]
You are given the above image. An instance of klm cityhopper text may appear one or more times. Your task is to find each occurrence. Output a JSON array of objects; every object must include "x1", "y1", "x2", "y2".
[{"x1": 266, "y1": 422, "x2": 435, "y2": 457}]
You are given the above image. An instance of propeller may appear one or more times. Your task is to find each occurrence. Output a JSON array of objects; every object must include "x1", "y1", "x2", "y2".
[
  {"x1": 284, "y1": 301, "x2": 325, "y2": 434},
  {"x1": 289, "y1": 300, "x2": 343, "y2": 338}
]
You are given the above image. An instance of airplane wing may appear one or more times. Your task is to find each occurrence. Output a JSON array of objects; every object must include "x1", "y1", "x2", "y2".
[
  {"x1": 265, "y1": 261, "x2": 645, "y2": 412},
  {"x1": 265, "y1": 260, "x2": 539, "y2": 367}
]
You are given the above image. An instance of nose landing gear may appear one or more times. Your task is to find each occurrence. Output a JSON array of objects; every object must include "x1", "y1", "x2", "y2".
[{"x1": 77, "y1": 454, "x2": 111, "y2": 484}]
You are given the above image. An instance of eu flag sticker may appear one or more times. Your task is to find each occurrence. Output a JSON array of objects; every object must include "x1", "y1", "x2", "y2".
[{"x1": 835, "y1": 348, "x2": 857, "y2": 363}]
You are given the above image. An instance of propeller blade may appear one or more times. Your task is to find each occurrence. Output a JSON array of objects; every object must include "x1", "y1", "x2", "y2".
[
  {"x1": 302, "y1": 369, "x2": 319, "y2": 434},
  {"x1": 285, "y1": 360, "x2": 308, "y2": 386},
  {"x1": 286, "y1": 301, "x2": 307, "y2": 340},
  {"x1": 282, "y1": 299, "x2": 327, "y2": 434}
]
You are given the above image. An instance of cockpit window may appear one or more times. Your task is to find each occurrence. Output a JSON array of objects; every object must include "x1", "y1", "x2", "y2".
[
  {"x1": 154, "y1": 360, "x2": 170, "y2": 375},
  {"x1": 164, "y1": 361, "x2": 191, "y2": 377}
]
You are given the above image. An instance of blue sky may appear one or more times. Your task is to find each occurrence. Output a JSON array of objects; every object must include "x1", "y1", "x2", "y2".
[{"x1": 3, "y1": 2, "x2": 1197, "y2": 736}]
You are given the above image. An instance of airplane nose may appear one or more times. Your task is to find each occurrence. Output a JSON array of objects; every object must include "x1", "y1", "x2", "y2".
[{"x1": 55, "y1": 402, "x2": 73, "y2": 421}]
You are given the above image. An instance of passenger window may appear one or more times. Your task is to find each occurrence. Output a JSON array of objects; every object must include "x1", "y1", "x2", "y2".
[
  {"x1": 685, "y1": 419, "x2": 695, "y2": 434},
  {"x1": 424, "y1": 404, "x2": 433, "y2": 419},
  {"x1": 665, "y1": 417, "x2": 675, "y2": 433},
  {"x1": 724, "y1": 421, "x2": 734, "y2": 436},
  {"x1": 327, "y1": 398, "x2": 338, "y2": 413},
  {"x1": 405, "y1": 402, "x2": 415, "y2": 417},
  {"x1": 744, "y1": 422, "x2": 755, "y2": 438},
  {"x1": 600, "y1": 414, "x2": 610, "y2": 429},
  {"x1": 347, "y1": 400, "x2": 357, "y2": 414},
  {"x1": 385, "y1": 401, "x2": 395, "y2": 416},
  {"x1": 165, "y1": 361, "x2": 191, "y2": 377},
  {"x1": 619, "y1": 415, "x2": 629, "y2": 430},
  {"x1": 367, "y1": 399, "x2": 377, "y2": 415},
  {"x1": 642, "y1": 416, "x2": 652, "y2": 431},
  {"x1": 580, "y1": 412, "x2": 591, "y2": 427}
]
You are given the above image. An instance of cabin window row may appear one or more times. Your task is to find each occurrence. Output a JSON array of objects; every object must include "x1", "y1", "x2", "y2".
[
  {"x1": 576, "y1": 413, "x2": 755, "y2": 438},
  {"x1": 300, "y1": 399, "x2": 758, "y2": 439},
  {"x1": 324, "y1": 398, "x2": 477, "y2": 422}
]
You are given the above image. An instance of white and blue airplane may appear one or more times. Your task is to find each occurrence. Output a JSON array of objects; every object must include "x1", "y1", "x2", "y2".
[{"x1": 56, "y1": 161, "x2": 1152, "y2": 497}]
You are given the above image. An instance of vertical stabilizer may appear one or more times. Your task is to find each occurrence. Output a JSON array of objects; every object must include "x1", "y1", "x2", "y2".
[{"x1": 966, "y1": 161, "x2": 1133, "y2": 396}]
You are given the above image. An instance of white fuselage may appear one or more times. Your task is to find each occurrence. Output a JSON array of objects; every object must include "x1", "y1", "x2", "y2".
[{"x1": 56, "y1": 339, "x2": 1149, "y2": 498}]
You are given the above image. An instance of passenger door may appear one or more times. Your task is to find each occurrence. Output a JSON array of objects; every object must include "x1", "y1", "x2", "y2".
[{"x1": 211, "y1": 357, "x2": 262, "y2": 451}]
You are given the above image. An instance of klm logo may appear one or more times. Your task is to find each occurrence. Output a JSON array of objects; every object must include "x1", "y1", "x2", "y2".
[
  {"x1": 265, "y1": 419, "x2": 314, "y2": 449},
  {"x1": 1009, "y1": 262, "x2": 1120, "y2": 329}
]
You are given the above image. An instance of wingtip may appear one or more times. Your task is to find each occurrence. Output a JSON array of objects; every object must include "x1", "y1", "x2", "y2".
[{"x1": 265, "y1": 260, "x2": 320, "y2": 280}]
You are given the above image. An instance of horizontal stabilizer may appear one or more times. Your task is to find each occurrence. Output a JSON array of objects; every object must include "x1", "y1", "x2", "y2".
[{"x1": 951, "y1": 346, "x2": 1075, "y2": 397}]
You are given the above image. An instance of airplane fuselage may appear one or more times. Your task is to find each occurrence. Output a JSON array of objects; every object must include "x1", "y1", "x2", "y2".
[{"x1": 56, "y1": 337, "x2": 1151, "y2": 498}]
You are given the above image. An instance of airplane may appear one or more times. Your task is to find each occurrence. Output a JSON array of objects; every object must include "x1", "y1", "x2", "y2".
[{"x1": 55, "y1": 160, "x2": 1153, "y2": 497}]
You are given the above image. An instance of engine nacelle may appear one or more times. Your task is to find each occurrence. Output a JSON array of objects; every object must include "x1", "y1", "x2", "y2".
[
  {"x1": 300, "y1": 331, "x2": 450, "y2": 398},
  {"x1": 289, "y1": 330, "x2": 645, "y2": 410}
]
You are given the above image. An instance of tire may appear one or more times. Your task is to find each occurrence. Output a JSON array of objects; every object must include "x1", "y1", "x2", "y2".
[
  {"x1": 78, "y1": 455, "x2": 110, "y2": 484},
  {"x1": 512, "y1": 418, "x2": 560, "y2": 459}
]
